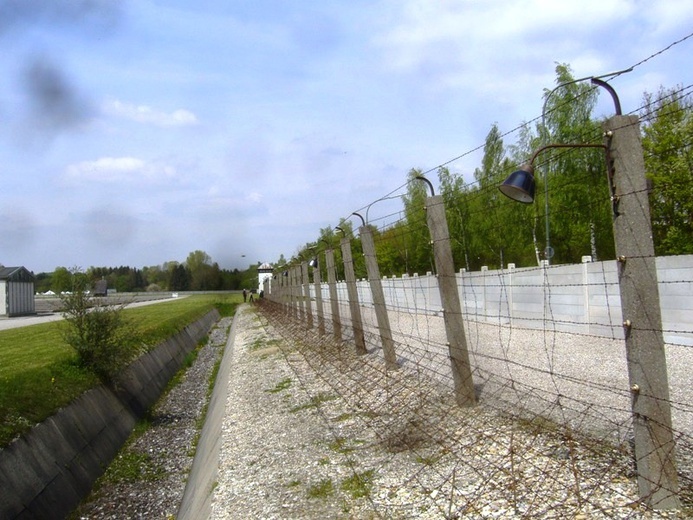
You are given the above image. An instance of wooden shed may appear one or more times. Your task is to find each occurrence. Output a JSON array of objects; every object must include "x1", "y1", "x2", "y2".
[{"x1": 0, "y1": 266, "x2": 36, "y2": 317}]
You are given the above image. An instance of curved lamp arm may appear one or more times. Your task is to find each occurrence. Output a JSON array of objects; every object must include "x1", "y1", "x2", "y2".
[{"x1": 415, "y1": 175, "x2": 435, "y2": 196}]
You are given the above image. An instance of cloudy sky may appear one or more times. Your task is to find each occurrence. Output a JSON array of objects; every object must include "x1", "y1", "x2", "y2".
[{"x1": 1, "y1": 1, "x2": 692, "y2": 273}]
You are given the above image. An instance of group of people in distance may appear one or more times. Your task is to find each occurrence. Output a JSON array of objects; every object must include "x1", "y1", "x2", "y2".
[{"x1": 242, "y1": 288, "x2": 262, "y2": 302}]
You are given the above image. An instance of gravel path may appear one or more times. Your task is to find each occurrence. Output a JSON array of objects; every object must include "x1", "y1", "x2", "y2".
[
  {"x1": 71, "y1": 316, "x2": 232, "y2": 519},
  {"x1": 71, "y1": 305, "x2": 689, "y2": 519},
  {"x1": 208, "y1": 305, "x2": 687, "y2": 519}
]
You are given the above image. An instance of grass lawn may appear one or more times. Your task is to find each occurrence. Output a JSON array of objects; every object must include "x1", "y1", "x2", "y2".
[{"x1": 0, "y1": 293, "x2": 241, "y2": 448}]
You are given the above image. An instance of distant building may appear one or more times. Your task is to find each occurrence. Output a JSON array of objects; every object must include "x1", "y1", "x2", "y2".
[
  {"x1": 258, "y1": 262, "x2": 273, "y2": 293},
  {"x1": 93, "y1": 279, "x2": 108, "y2": 297},
  {"x1": 0, "y1": 266, "x2": 36, "y2": 317}
]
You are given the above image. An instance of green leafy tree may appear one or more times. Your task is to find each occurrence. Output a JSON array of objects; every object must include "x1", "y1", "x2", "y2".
[
  {"x1": 641, "y1": 86, "x2": 693, "y2": 255},
  {"x1": 539, "y1": 63, "x2": 614, "y2": 263},
  {"x1": 401, "y1": 168, "x2": 432, "y2": 274},
  {"x1": 439, "y1": 166, "x2": 472, "y2": 271},
  {"x1": 51, "y1": 266, "x2": 72, "y2": 293},
  {"x1": 169, "y1": 264, "x2": 189, "y2": 291},
  {"x1": 60, "y1": 270, "x2": 142, "y2": 384},
  {"x1": 186, "y1": 250, "x2": 212, "y2": 290},
  {"x1": 469, "y1": 124, "x2": 515, "y2": 269},
  {"x1": 374, "y1": 221, "x2": 409, "y2": 277}
]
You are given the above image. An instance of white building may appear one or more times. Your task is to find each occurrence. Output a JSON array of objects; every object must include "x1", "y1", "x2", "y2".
[
  {"x1": 258, "y1": 262, "x2": 273, "y2": 293},
  {"x1": 0, "y1": 266, "x2": 36, "y2": 317}
]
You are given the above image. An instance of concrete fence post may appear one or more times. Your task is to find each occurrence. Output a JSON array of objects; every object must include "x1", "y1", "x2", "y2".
[
  {"x1": 325, "y1": 248, "x2": 342, "y2": 341},
  {"x1": 302, "y1": 261, "x2": 313, "y2": 329},
  {"x1": 296, "y1": 265, "x2": 306, "y2": 322},
  {"x1": 340, "y1": 236, "x2": 367, "y2": 355},
  {"x1": 604, "y1": 114, "x2": 679, "y2": 509},
  {"x1": 425, "y1": 194, "x2": 477, "y2": 406},
  {"x1": 360, "y1": 225, "x2": 398, "y2": 369},
  {"x1": 312, "y1": 260, "x2": 326, "y2": 335},
  {"x1": 293, "y1": 265, "x2": 302, "y2": 321},
  {"x1": 287, "y1": 267, "x2": 295, "y2": 318}
]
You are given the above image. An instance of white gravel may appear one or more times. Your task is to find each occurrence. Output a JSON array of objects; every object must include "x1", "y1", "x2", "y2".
[
  {"x1": 208, "y1": 304, "x2": 689, "y2": 519},
  {"x1": 69, "y1": 303, "x2": 691, "y2": 519}
]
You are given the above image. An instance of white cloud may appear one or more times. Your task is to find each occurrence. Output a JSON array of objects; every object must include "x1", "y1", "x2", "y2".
[
  {"x1": 102, "y1": 99, "x2": 198, "y2": 127},
  {"x1": 246, "y1": 192, "x2": 263, "y2": 203},
  {"x1": 373, "y1": 0, "x2": 636, "y2": 93},
  {"x1": 65, "y1": 156, "x2": 178, "y2": 184}
]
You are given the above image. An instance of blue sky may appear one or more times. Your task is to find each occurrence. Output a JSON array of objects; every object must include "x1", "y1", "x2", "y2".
[{"x1": 1, "y1": 1, "x2": 692, "y2": 273}]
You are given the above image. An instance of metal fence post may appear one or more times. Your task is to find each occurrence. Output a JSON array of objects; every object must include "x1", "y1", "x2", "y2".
[
  {"x1": 325, "y1": 248, "x2": 342, "y2": 342},
  {"x1": 425, "y1": 194, "x2": 477, "y2": 407},
  {"x1": 604, "y1": 114, "x2": 679, "y2": 509},
  {"x1": 360, "y1": 225, "x2": 398, "y2": 369},
  {"x1": 340, "y1": 236, "x2": 368, "y2": 355}
]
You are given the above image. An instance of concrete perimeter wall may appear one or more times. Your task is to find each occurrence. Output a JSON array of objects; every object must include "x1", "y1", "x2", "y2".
[{"x1": 0, "y1": 309, "x2": 220, "y2": 520}]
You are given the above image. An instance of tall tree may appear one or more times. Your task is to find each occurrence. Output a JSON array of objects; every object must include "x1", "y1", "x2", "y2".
[
  {"x1": 539, "y1": 63, "x2": 613, "y2": 263},
  {"x1": 169, "y1": 264, "x2": 189, "y2": 291},
  {"x1": 401, "y1": 168, "x2": 432, "y2": 274},
  {"x1": 51, "y1": 266, "x2": 72, "y2": 293},
  {"x1": 469, "y1": 124, "x2": 515, "y2": 269},
  {"x1": 641, "y1": 86, "x2": 693, "y2": 255},
  {"x1": 438, "y1": 166, "x2": 472, "y2": 271},
  {"x1": 186, "y1": 250, "x2": 212, "y2": 290}
]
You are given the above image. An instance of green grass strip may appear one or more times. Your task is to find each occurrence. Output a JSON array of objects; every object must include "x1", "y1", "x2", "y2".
[{"x1": 0, "y1": 293, "x2": 240, "y2": 448}]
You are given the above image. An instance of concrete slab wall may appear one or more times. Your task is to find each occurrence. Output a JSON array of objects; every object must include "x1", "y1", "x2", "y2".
[{"x1": 0, "y1": 309, "x2": 220, "y2": 520}]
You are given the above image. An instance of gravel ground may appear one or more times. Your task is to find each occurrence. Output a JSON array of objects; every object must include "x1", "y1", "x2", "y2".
[
  {"x1": 70, "y1": 305, "x2": 690, "y2": 519},
  {"x1": 209, "y1": 305, "x2": 689, "y2": 519},
  {"x1": 70, "y1": 316, "x2": 233, "y2": 519}
]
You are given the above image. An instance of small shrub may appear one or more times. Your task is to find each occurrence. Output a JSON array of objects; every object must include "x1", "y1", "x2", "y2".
[{"x1": 60, "y1": 270, "x2": 143, "y2": 384}]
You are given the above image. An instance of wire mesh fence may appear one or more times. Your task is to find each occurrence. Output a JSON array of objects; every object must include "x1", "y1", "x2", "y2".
[
  {"x1": 256, "y1": 39, "x2": 693, "y2": 515},
  {"x1": 257, "y1": 291, "x2": 692, "y2": 517},
  {"x1": 260, "y1": 127, "x2": 692, "y2": 515}
]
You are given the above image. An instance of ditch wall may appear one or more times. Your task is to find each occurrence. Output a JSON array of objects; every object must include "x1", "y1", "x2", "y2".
[{"x1": 0, "y1": 309, "x2": 220, "y2": 520}]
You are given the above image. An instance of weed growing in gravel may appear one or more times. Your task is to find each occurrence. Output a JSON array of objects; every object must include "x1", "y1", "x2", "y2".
[
  {"x1": 328, "y1": 436, "x2": 354, "y2": 454},
  {"x1": 341, "y1": 470, "x2": 375, "y2": 499},
  {"x1": 306, "y1": 478, "x2": 334, "y2": 499},
  {"x1": 290, "y1": 392, "x2": 337, "y2": 412},
  {"x1": 249, "y1": 336, "x2": 281, "y2": 352},
  {"x1": 105, "y1": 450, "x2": 165, "y2": 484},
  {"x1": 415, "y1": 454, "x2": 441, "y2": 466},
  {"x1": 266, "y1": 377, "x2": 292, "y2": 393}
]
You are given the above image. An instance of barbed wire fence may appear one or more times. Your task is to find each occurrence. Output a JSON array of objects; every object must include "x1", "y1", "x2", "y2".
[{"x1": 256, "y1": 40, "x2": 693, "y2": 518}]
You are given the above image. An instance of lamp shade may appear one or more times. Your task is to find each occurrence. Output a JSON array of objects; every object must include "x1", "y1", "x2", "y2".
[{"x1": 499, "y1": 167, "x2": 536, "y2": 204}]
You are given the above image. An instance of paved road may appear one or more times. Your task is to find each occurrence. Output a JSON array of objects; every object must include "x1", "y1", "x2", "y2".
[{"x1": 0, "y1": 296, "x2": 185, "y2": 331}]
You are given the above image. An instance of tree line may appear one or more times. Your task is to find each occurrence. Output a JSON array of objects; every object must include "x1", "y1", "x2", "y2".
[
  {"x1": 288, "y1": 64, "x2": 692, "y2": 279},
  {"x1": 35, "y1": 250, "x2": 260, "y2": 294}
]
